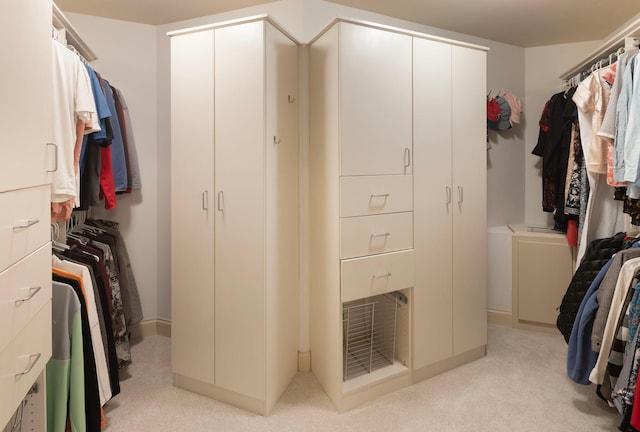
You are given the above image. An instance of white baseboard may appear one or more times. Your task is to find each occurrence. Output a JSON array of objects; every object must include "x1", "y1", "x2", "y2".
[
  {"x1": 298, "y1": 351, "x2": 311, "y2": 373},
  {"x1": 487, "y1": 309, "x2": 512, "y2": 327},
  {"x1": 130, "y1": 319, "x2": 172, "y2": 343}
]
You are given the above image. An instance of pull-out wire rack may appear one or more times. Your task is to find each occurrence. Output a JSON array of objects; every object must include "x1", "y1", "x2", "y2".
[{"x1": 342, "y1": 292, "x2": 403, "y2": 381}]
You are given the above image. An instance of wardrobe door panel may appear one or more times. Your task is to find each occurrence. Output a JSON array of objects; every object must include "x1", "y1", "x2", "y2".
[
  {"x1": 214, "y1": 22, "x2": 266, "y2": 400},
  {"x1": 170, "y1": 30, "x2": 216, "y2": 383},
  {"x1": 339, "y1": 23, "x2": 412, "y2": 176},
  {"x1": 451, "y1": 46, "x2": 487, "y2": 355},
  {"x1": 413, "y1": 38, "x2": 454, "y2": 369},
  {"x1": 265, "y1": 22, "x2": 300, "y2": 408},
  {"x1": 0, "y1": 0, "x2": 51, "y2": 192}
]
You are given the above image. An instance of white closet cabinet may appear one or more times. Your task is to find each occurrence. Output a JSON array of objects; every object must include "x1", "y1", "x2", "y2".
[
  {"x1": 412, "y1": 38, "x2": 488, "y2": 376},
  {"x1": 0, "y1": 0, "x2": 52, "y2": 429},
  {"x1": 170, "y1": 17, "x2": 299, "y2": 416},
  {"x1": 309, "y1": 19, "x2": 487, "y2": 412}
]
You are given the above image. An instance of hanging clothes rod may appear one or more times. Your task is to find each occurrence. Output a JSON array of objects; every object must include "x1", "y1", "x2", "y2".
[{"x1": 52, "y1": 1, "x2": 97, "y2": 62}]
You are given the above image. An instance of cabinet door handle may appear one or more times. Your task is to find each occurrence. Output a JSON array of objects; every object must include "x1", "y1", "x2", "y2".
[
  {"x1": 15, "y1": 286, "x2": 42, "y2": 305},
  {"x1": 445, "y1": 186, "x2": 452, "y2": 205},
  {"x1": 202, "y1": 191, "x2": 209, "y2": 210},
  {"x1": 13, "y1": 219, "x2": 40, "y2": 230},
  {"x1": 46, "y1": 142, "x2": 58, "y2": 172},
  {"x1": 274, "y1": 136, "x2": 281, "y2": 144},
  {"x1": 372, "y1": 272, "x2": 392, "y2": 280},
  {"x1": 457, "y1": 186, "x2": 464, "y2": 204},
  {"x1": 217, "y1": 191, "x2": 224, "y2": 212},
  {"x1": 370, "y1": 233, "x2": 390, "y2": 239},
  {"x1": 404, "y1": 148, "x2": 411, "y2": 169},
  {"x1": 15, "y1": 353, "x2": 41, "y2": 380}
]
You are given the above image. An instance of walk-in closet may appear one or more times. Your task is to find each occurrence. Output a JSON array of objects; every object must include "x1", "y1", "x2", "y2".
[{"x1": 3, "y1": 0, "x2": 640, "y2": 431}]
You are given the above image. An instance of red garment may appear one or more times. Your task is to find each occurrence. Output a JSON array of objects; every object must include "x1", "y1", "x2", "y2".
[
  {"x1": 487, "y1": 98, "x2": 500, "y2": 121},
  {"x1": 631, "y1": 381, "x2": 640, "y2": 429},
  {"x1": 99, "y1": 146, "x2": 117, "y2": 210},
  {"x1": 566, "y1": 220, "x2": 578, "y2": 247}
]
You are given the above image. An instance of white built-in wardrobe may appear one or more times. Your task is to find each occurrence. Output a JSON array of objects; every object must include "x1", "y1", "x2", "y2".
[
  {"x1": 170, "y1": 16, "x2": 487, "y2": 414},
  {"x1": 309, "y1": 19, "x2": 488, "y2": 411},
  {"x1": 169, "y1": 17, "x2": 300, "y2": 415}
]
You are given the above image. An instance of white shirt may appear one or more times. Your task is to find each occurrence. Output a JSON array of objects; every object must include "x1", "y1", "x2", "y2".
[{"x1": 51, "y1": 40, "x2": 97, "y2": 206}]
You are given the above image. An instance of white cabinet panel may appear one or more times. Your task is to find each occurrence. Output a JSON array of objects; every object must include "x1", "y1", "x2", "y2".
[
  {"x1": 451, "y1": 46, "x2": 487, "y2": 355},
  {"x1": 170, "y1": 30, "x2": 216, "y2": 384},
  {"x1": 340, "y1": 23, "x2": 412, "y2": 176},
  {"x1": 340, "y1": 175, "x2": 413, "y2": 217},
  {"x1": 0, "y1": 185, "x2": 50, "y2": 272},
  {"x1": 213, "y1": 21, "x2": 266, "y2": 401},
  {"x1": 0, "y1": 244, "x2": 52, "y2": 354},
  {"x1": 0, "y1": 0, "x2": 51, "y2": 192},
  {"x1": 340, "y1": 212, "x2": 413, "y2": 259},
  {"x1": 342, "y1": 250, "x2": 415, "y2": 302}
]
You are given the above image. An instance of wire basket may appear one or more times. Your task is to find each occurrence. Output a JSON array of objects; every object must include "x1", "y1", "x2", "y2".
[{"x1": 342, "y1": 293, "x2": 402, "y2": 381}]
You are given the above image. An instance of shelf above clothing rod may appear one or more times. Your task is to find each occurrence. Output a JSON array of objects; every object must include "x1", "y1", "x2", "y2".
[
  {"x1": 52, "y1": 1, "x2": 97, "y2": 62},
  {"x1": 559, "y1": 11, "x2": 640, "y2": 80}
]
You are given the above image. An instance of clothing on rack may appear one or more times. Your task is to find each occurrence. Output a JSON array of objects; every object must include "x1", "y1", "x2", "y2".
[
  {"x1": 51, "y1": 38, "x2": 142, "y2": 220},
  {"x1": 47, "y1": 218, "x2": 141, "y2": 431}
]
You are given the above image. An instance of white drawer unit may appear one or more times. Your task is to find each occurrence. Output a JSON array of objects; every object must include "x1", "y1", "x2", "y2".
[
  {"x1": 341, "y1": 250, "x2": 415, "y2": 302},
  {"x1": 0, "y1": 244, "x2": 52, "y2": 354},
  {"x1": 340, "y1": 212, "x2": 413, "y2": 259},
  {"x1": 340, "y1": 175, "x2": 413, "y2": 217},
  {"x1": 0, "y1": 185, "x2": 50, "y2": 272},
  {"x1": 0, "y1": 302, "x2": 51, "y2": 429}
]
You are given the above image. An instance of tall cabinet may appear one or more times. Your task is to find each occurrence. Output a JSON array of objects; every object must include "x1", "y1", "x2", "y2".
[
  {"x1": 309, "y1": 19, "x2": 487, "y2": 411},
  {"x1": 169, "y1": 16, "x2": 300, "y2": 415},
  {"x1": 0, "y1": 0, "x2": 53, "y2": 429}
]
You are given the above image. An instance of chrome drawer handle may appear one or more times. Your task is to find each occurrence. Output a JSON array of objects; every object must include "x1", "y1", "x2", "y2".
[
  {"x1": 15, "y1": 286, "x2": 42, "y2": 305},
  {"x1": 15, "y1": 353, "x2": 41, "y2": 380},
  {"x1": 13, "y1": 219, "x2": 40, "y2": 230},
  {"x1": 372, "y1": 272, "x2": 392, "y2": 280},
  {"x1": 370, "y1": 233, "x2": 390, "y2": 239}
]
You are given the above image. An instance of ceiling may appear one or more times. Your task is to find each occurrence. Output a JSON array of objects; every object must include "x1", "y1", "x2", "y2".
[{"x1": 55, "y1": 0, "x2": 640, "y2": 47}]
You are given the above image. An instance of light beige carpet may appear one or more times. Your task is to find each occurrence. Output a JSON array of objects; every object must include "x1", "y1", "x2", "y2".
[{"x1": 103, "y1": 325, "x2": 621, "y2": 431}]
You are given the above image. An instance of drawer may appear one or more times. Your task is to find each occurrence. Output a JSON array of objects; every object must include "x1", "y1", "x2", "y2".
[
  {"x1": 0, "y1": 302, "x2": 51, "y2": 429},
  {"x1": 0, "y1": 243, "x2": 52, "y2": 353},
  {"x1": 341, "y1": 250, "x2": 415, "y2": 302},
  {"x1": 0, "y1": 185, "x2": 50, "y2": 272},
  {"x1": 340, "y1": 175, "x2": 412, "y2": 217},
  {"x1": 341, "y1": 212, "x2": 413, "y2": 259}
]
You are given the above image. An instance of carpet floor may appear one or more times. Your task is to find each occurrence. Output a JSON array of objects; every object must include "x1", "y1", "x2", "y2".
[{"x1": 103, "y1": 325, "x2": 621, "y2": 431}]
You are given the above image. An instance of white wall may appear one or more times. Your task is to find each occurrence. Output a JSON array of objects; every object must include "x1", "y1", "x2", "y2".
[{"x1": 64, "y1": 13, "x2": 160, "y2": 322}]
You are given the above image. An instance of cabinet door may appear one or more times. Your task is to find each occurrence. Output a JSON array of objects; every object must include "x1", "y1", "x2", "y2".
[
  {"x1": 413, "y1": 38, "x2": 454, "y2": 369},
  {"x1": 265, "y1": 23, "x2": 300, "y2": 407},
  {"x1": 170, "y1": 30, "x2": 216, "y2": 383},
  {"x1": 0, "y1": 0, "x2": 51, "y2": 192},
  {"x1": 340, "y1": 23, "x2": 412, "y2": 176},
  {"x1": 214, "y1": 22, "x2": 266, "y2": 400},
  {"x1": 451, "y1": 46, "x2": 487, "y2": 355}
]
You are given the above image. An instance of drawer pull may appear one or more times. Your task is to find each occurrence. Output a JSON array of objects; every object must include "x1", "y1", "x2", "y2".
[
  {"x1": 370, "y1": 232, "x2": 390, "y2": 239},
  {"x1": 370, "y1": 193, "x2": 390, "y2": 199},
  {"x1": 15, "y1": 286, "x2": 42, "y2": 305},
  {"x1": 13, "y1": 219, "x2": 40, "y2": 230},
  {"x1": 372, "y1": 272, "x2": 392, "y2": 280},
  {"x1": 15, "y1": 353, "x2": 41, "y2": 380}
]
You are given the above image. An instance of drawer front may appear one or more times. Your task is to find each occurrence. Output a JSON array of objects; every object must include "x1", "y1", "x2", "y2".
[
  {"x1": 0, "y1": 302, "x2": 51, "y2": 428},
  {"x1": 341, "y1": 249, "x2": 415, "y2": 302},
  {"x1": 0, "y1": 185, "x2": 50, "y2": 272},
  {"x1": 0, "y1": 244, "x2": 52, "y2": 353},
  {"x1": 340, "y1": 175, "x2": 412, "y2": 217},
  {"x1": 341, "y1": 212, "x2": 413, "y2": 259}
]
